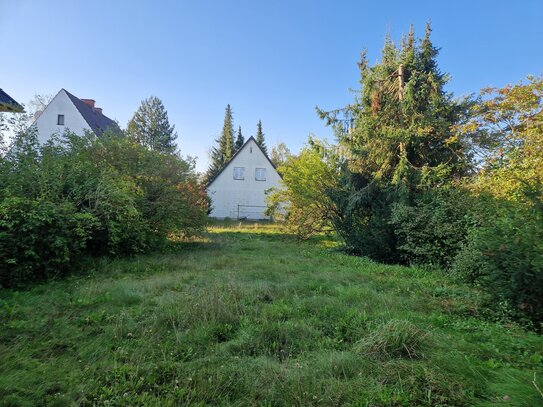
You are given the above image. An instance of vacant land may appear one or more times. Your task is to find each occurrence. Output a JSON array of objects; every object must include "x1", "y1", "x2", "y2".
[{"x1": 1, "y1": 222, "x2": 542, "y2": 406}]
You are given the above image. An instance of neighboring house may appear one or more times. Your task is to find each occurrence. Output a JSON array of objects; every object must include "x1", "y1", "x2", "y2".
[
  {"x1": 0, "y1": 89, "x2": 24, "y2": 112},
  {"x1": 33, "y1": 88, "x2": 119, "y2": 144},
  {"x1": 207, "y1": 137, "x2": 282, "y2": 220}
]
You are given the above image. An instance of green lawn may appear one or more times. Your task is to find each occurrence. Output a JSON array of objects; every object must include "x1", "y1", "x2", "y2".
[{"x1": 1, "y1": 222, "x2": 542, "y2": 406}]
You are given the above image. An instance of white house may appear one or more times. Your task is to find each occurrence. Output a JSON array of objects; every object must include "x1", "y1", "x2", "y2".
[
  {"x1": 207, "y1": 137, "x2": 282, "y2": 220},
  {"x1": 33, "y1": 89, "x2": 119, "y2": 144}
]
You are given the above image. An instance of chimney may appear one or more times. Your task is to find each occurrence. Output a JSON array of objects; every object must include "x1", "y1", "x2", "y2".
[
  {"x1": 81, "y1": 98, "x2": 95, "y2": 108},
  {"x1": 94, "y1": 107, "x2": 103, "y2": 114}
]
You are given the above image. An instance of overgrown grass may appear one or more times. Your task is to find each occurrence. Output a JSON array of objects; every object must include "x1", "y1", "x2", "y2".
[{"x1": 1, "y1": 222, "x2": 542, "y2": 406}]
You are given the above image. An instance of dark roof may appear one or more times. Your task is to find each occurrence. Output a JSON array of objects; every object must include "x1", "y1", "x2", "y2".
[
  {"x1": 207, "y1": 136, "x2": 280, "y2": 187},
  {"x1": 64, "y1": 89, "x2": 119, "y2": 135},
  {"x1": 0, "y1": 89, "x2": 24, "y2": 112}
]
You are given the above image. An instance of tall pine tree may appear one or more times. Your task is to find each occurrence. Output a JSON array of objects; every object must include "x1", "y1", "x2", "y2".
[
  {"x1": 255, "y1": 119, "x2": 267, "y2": 154},
  {"x1": 207, "y1": 104, "x2": 235, "y2": 180},
  {"x1": 127, "y1": 96, "x2": 177, "y2": 154},
  {"x1": 234, "y1": 126, "x2": 245, "y2": 151}
]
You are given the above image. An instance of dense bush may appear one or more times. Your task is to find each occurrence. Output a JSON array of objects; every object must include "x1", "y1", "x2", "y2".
[
  {"x1": 0, "y1": 130, "x2": 208, "y2": 287},
  {"x1": 330, "y1": 181, "x2": 399, "y2": 263},
  {"x1": 391, "y1": 187, "x2": 473, "y2": 268},
  {"x1": 453, "y1": 202, "x2": 543, "y2": 328},
  {"x1": 0, "y1": 198, "x2": 95, "y2": 286}
]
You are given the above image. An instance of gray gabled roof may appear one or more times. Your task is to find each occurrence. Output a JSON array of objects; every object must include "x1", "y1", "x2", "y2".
[
  {"x1": 64, "y1": 89, "x2": 119, "y2": 135},
  {"x1": 0, "y1": 89, "x2": 24, "y2": 113}
]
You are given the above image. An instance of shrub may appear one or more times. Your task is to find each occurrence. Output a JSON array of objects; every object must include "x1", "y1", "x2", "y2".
[
  {"x1": 452, "y1": 203, "x2": 543, "y2": 328},
  {"x1": 391, "y1": 187, "x2": 473, "y2": 268},
  {"x1": 0, "y1": 197, "x2": 95, "y2": 286},
  {"x1": 0, "y1": 130, "x2": 208, "y2": 286}
]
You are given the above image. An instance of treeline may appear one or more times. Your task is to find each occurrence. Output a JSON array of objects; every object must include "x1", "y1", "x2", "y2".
[
  {"x1": 268, "y1": 25, "x2": 543, "y2": 328},
  {"x1": 0, "y1": 97, "x2": 208, "y2": 287}
]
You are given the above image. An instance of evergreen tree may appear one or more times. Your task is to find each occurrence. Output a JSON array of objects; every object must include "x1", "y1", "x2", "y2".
[
  {"x1": 207, "y1": 104, "x2": 235, "y2": 180},
  {"x1": 255, "y1": 120, "x2": 267, "y2": 154},
  {"x1": 317, "y1": 24, "x2": 470, "y2": 262},
  {"x1": 127, "y1": 96, "x2": 177, "y2": 153},
  {"x1": 234, "y1": 126, "x2": 245, "y2": 151}
]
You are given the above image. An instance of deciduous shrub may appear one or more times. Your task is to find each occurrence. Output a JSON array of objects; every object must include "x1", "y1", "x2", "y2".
[
  {"x1": 0, "y1": 197, "x2": 95, "y2": 286},
  {"x1": 452, "y1": 203, "x2": 543, "y2": 328},
  {"x1": 0, "y1": 130, "x2": 208, "y2": 287}
]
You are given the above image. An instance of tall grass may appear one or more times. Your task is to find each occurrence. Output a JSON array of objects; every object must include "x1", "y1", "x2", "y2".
[{"x1": 0, "y1": 222, "x2": 542, "y2": 406}]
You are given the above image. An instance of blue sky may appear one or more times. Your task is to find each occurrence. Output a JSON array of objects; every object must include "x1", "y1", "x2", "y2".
[{"x1": 1, "y1": 0, "x2": 542, "y2": 172}]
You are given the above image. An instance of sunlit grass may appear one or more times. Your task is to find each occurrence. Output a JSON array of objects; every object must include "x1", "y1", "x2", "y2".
[{"x1": 0, "y1": 222, "x2": 542, "y2": 406}]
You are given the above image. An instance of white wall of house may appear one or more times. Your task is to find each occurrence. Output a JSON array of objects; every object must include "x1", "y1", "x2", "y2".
[
  {"x1": 33, "y1": 89, "x2": 91, "y2": 144},
  {"x1": 207, "y1": 138, "x2": 281, "y2": 220}
]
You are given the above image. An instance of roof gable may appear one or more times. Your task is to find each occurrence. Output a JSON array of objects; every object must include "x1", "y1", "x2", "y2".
[
  {"x1": 0, "y1": 89, "x2": 24, "y2": 113},
  {"x1": 207, "y1": 136, "x2": 279, "y2": 187},
  {"x1": 63, "y1": 89, "x2": 119, "y2": 135}
]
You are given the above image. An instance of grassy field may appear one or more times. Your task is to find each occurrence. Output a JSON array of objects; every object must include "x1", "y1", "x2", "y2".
[{"x1": 1, "y1": 222, "x2": 542, "y2": 406}]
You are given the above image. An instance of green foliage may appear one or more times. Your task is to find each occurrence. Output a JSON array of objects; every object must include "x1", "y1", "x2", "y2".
[
  {"x1": 329, "y1": 179, "x2": 399, "y2": 262},
  {"x1": 127, "y1": 96, "x2": 177, "y2": 153},
  {"x1": 0, "y1": 197, "x2": 95, "y2": 286},
  {"x1": 316, "y1": 24, "x2": 471, "y2": 262},
  {"x1": 208, "y1": 104, "x2": 235, "y2": 181},
  {"x1": 450, "y1": 77, "x2": 543, "y2": 327},
  {"x1": 353, "y1": 319, "x2": 429, "y2": 359},
  {"x1": 266, "y1": 142, "x2": 337, "y2": 238},
  {"x1": 270, "y1": 141, "x2": 292, "y2": 169},
  {"x1": 234, "y1": 125, "x2": 244, "y2": 151},
  {"x1": 453, "y1": 202, "x2": 543, "y2": 328},
  {"x1": 0, "y1": 129, "x2": 207, "y2": 287},
  {"x1": 391, "y1": 187, "x2": 473, "y2": 267},
  {"x1": 255, "y1": 119, "x2": 267, "y2": 155}
]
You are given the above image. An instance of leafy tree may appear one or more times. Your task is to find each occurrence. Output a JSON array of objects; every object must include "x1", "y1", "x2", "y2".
[
  {"x1": 267, "y1": 139, "x2": 338, "y2": 238},
  {"x1": 234, "y1": 125, "x2": 245, "y2": 151},
  {"x1": 270, "y1": 142, "x2": 292, "y2": 168},
  {"x1": 459, "y1": 75, "x2": 543, "y2": 204},
  {"x1": 207, "y1": 104, "x2": 235, "y2": 180},
  {"x1": 452, "y1": 76, "x2": 543, "y2": 327},
  {"x1": 255, "y1": 119, "x2": 268, "y2": 154},
  {"x1": 127, "y1": 96, "x2": 177, "y2": 153}
]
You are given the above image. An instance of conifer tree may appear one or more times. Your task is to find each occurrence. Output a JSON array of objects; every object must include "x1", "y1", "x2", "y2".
[
  {"x1": 127, "y1": 96, "x2": 177, "y2": 154},
  {"x1": 317, "y1": 23, "x2": 470, "y2": 262},
  {"x1": 234, "y1": 126, "x2": 244, "y2": 151},
  {"x1": 207, "y1": 104, "x2": 235, "y2": 180},
  {"x1": 255, "y1": 119, "x2": 267, "y2": 154}
]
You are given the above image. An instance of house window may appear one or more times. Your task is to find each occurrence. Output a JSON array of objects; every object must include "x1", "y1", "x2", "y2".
[
  {"x1": 233, "y1": 167, "x2": 245, "y2": 180},
  {"x1": 255, "y1": 168, "x2": 267, "y2": 181},
  {"x1": 57, "y1": 114, "x2": 65, "y2": 125}
]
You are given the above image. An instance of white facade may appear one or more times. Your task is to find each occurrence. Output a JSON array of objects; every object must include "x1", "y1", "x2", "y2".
[
  {"x1": 33, "y1": 89, "x2": 92, "y2": 144},
  {"x1": 207, "y1": 137, "x2": 281, "y2": 220}
]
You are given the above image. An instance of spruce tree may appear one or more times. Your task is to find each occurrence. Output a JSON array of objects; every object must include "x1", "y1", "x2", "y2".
[
  {"x1": 317, "y1": 23, "x2": 469, "y2": 262},
  {"x1": 207, "y1": 104, "x2": 235, "y2": 180},
  {"x1": 255, "y1": 119, "x2": 267, "y2": 154},
  {"x1": 127, "y1": 96, "x2": 177, "y2": 153},
  {"x1": 234, "y1": 126, "x2": 244, "y2": 151}
]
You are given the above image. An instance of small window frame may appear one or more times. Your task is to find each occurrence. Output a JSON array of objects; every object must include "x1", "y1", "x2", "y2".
[
  {"x1": 255, "y1": 167, "x2": 267, "y2": 181},
  {"x1": 233, "y1": 166, "x2": 245, "y2": 180},
  {"x1": 57, "y1": 114, "x2": 65, "y2": 125}
]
